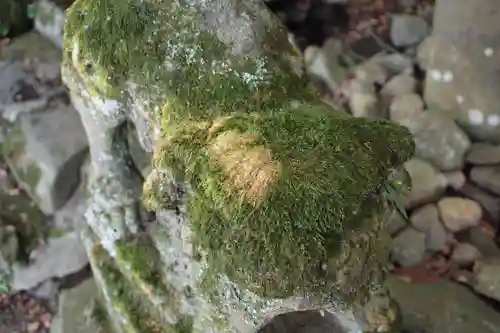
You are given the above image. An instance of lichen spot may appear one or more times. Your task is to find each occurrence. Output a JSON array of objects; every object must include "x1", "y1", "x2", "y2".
[
  {"x1": 442, "y1": 70, "x2": 453, "y2": 82},
  {"x1": 487, "y1": 114, "x2": 500, "y2": 127},
  {"x1": 455, "y1": 95, "x2": 464, "y2": 104},
  {"x1": 484, "y1": 47, "x2": 494, "y2": 57},
  {"x1": 468, "y1": 109, "x2": 484, "y2": 125},
  {"x1": 429, "y1": 69, "x2": 442, "y2": 81},
  {"x1": 208, "y1": 131, "x2": 281, "y2": 207}
]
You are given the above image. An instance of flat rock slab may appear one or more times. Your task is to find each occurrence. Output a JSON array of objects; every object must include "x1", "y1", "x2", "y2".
[
  {"x1": 388, "y1": 276, "x2": 500, "y2": 333},
  {"x1": 12, "y1": 232, "x2": 89, "y2": 291}
]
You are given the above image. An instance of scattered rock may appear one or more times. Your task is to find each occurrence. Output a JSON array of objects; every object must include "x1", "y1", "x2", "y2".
[
  {"x1": 410, "y1": 204, "x2": 447, "y2": 251},
  {"x1": 450, "y1": 243, "x2": 481, "y2": 267},
  {"x1": 470, "y1": 166, "x2": 500, "y2": 196},
  {"x1": 466, "y1": 143, "x2": 500, "y2": 165},
  {"x1": 18, "y1": 100, "x2": 88, "y2": 214},
  {"x1": 473, "y1": 259, "x2": 500, "y2": 302},
  {"x1": 389, "y1": 93, "x2": 424, "y2": 126},
  {"x1": 50, "y1": 278, "x2": 98, "y2": 333},
  {"x1": 404, "y1": 112, "x2": 471, "y2": 171},
  {"x1": 380, "y1": 72, "x2": 417, "y2": 97},
  {"x1": 371, "y1": 53, "x2": 414, "y2": 76},
  {"x1": 437, "y1": 197, "x2": 482, "y2": 232},
  {"x1": 388, "y1": 275, "x2": 500, "y2": 333},
  {"x1": 443, "y1": 170, "x2": 466, "y2": 190},
  {"x1": 389, "y1": 14, "x2": 430, "y2": 48},
  {"x1": 391, "y1": 228, "x2": 426, "y2": 267},
  {"x1": 402, "y1": 158, "x2": 447, "y2": 209},
  {"x1": 468, "y1": 226, "x2": 500, "y2": 259},
  {"x1": 353, "y1": 61, "x2": 389, "y2": 85},
  {"x1": 457, "y1": 183, "x2": 500, "y2": 227},
  {"x1": 12, "y1": 232, "x2": 89, "y2": 291},
  {"x1": 386, "y1": 210, "x2": 407, "y2": 236},
  {"x1": 347, "y1": 79, "x2": 383, "y2": 118},
  {"x1": 34, "y1": 0, "x2": 67, "y2": 48}
]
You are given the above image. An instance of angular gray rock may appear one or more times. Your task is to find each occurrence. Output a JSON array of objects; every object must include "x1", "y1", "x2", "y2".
[
  {"x1": 12, "y1": 232, "x2": 89, "y2": 291},
  {"x1": 380, "y1": 72, "x2": 416, "y2": 97},
  {"x1": 19, "y1": 100, "x2": 88, "y2": 214},
  {"x1": 34, "y1": 0, "x2": 66, "y2": 48},
  {"x1": 389, "y1": 14, "x2": 430, "y2": 47}
]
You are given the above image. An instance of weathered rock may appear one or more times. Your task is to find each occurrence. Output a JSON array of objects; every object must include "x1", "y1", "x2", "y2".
[
  {"x1": 437, "y1": 197, "x2": 482, "y2": 232},
  {"x1": 450, "y1": 243, "x2": 481, "y2": 266},
  {"x1": 12, "y1": 232, "x2": 89, "y2": 291},
  {"x1": 466, "y1": 142, "x2": 500, "y2": 165},
  {"x1": 388, "y1": 276, "x2": 500, "y2": 333},
  {"x1": 470, "y1": 166, "x2": 500, "y2": 195},
  {"x1": 15, "y1": 100, "x2": 88, "y2": 214},
  {"x1": 391, "y1": 228, "x2": 426, "y2": 267},
  {"x1": 380, "y1": 72, "x2": 416, "y2": 97},
  {"x1": 402, "y1": 111, "x2": 470, "y2": 171},
  {"x1": 473, "y1": 259, "x2": 500, "y2": 302},
  {"x1": 389, "y1": 14, "x2": 430, "y2": 48},
  {"x1": 386, "y1": 210, "x2": 407, "y2": 236},
  {"x1": 50, "y1": 278, "x2": 98, "y2": 333},
  {"x1": 419, "y1": 0, "x2": 500, "y2": 143},
  {"x1": 347, "y1": 79, "x2": 383, "y2": 118},
  {"x1": 353, "y1": 61, "x2": 389, "y2": 85},
  {"x1": 402, "y1": 158, "x2": 447, "y2": 209},
  {"x1": 443, "y1": 170, "x2": 466, "y2": 190},
  {"x1": 410, "y1": 204, "x2": 447, "y2": 251},
  {"x1": 468, "y1": 226, "x2": 500, "y2": 258},
  {"x1": 34, "y1": 0, "x2": 67, "y2": 48},
  {"x1": 458, "y1": 182, "x2": 500, "y2": 227},
  {"x1": 52, "y1": 176, "x2": 87, "y2": 232},
  {"x1": 370, "y1": 53, "x2": 413, "y2": 75},
  {"x1": 389, "y1": 93, "x2": 424, "y2": 126}
]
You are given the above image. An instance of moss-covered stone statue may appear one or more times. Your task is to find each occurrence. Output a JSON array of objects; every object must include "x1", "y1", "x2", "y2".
[{"x1": 62, "y1": 0, "x2": 414, "y2": 332}]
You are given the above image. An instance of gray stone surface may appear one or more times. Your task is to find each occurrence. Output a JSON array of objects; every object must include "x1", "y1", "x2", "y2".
[
  {"x1": 419, "y1": 0, "x2": 500, "y2": 143},
  {"x1": 12, "y1": 232, "x2": 89, "y2": 290}
]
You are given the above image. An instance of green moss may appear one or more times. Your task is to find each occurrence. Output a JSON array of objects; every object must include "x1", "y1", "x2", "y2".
[
  {"x1": 88, "y1": 298, "x2": 115, "y2": 333},
  {"x1": 114, "y1": 233, "x2": 171, "y2": 299},
  {"x1": 63, "y1": 0, "x2": 313, "y2": 116},
  {"x1": 93, "y1": 243, "x2": 193, "y2": 333},
  {"x1": 151, "y1": 105, "x2": 414, "y2": 298}
]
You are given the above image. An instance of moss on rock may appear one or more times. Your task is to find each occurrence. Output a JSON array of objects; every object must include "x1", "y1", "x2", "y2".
[
  {"x1": 93, "y1": 242, "x2": 194, "y2": 333},
  {"x1": 151, "y1": 105, "x2": 414, "y2": 298}
]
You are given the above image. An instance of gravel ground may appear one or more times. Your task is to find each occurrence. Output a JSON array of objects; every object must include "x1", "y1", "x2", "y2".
[{"x1": 0, "y1": 291, "x2": 52, "y2": 333}]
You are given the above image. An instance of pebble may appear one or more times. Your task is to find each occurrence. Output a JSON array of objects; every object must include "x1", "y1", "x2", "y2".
[
  {"x1": 380, "y1": 72, "x2": 417, "y2": 97},
  {"x1": 473, "y1": 259, "x2": 500, "y2": 302},
  {"x1": 443, "y1": 170, "x2": 466, "y2": 190},
  {"x1": 410, "y1": 204, "x2": 448, "y2": 251},
  {"x1": 466, "y1": 143, "x2": 500, "y2": 165},
  {"x1": 457, "y1": 183, "x2": 500, "y2": 227},
  {"x1": 470, "y1": 166, "x2": 500, "y2": 196},
  {"x1": 390, "y1": 14, "x2": 431, "y2": 48},
  {"x1": 468, "y1": 226, "x2": 500, "y2": 258},
  {"x1": 437, "y1": 197, "x2": 482, "y2": 232},
  {"x1": 347, "y1": 79, "x2": 383, "y2": 118},
  {"x1": 386, "y1": 210, "x2": 407, "y2": 236},
  {"x1": 403, "y1": 158, "x2": 447, "y2": 209},
  {"x1": 353, "y1": 61, "x2": 389, "y2": 85},
  {"x1": 391, "y1": 228, "x2": 427, "y2": 267},
  {"x1": 371, "y1": 53, "x2": 414, "y2": 75},
  {"x1": 389, "y1": 93, "x2": 424, "y2": 125},
  {"x1": 451, "y1": 243, "x2": 481, "y2": 266}
]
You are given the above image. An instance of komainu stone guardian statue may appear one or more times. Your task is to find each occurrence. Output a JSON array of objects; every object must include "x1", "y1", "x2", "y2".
[{"x1": 62, "y1": 0, "x2": 414, "y2": 332}]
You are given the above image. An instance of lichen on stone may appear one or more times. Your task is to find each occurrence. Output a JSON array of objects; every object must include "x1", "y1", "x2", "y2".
[{"x1": 150, "y1": 104, "x2": 414, "y2": 300}]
